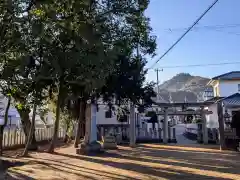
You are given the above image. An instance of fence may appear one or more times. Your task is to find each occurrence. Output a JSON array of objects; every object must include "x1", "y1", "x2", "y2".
[{"x1": 2, "y1": 127, "x2": 66, "y2": 148}]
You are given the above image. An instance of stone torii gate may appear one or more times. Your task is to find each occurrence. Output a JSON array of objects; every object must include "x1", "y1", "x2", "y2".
[{"x1": 154, "y1": 102, "x2": 213, "y2": 144}]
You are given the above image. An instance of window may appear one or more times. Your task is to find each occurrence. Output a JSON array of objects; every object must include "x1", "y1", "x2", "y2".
[
  {"x1": 238, "y1": 84, "x2": 240, "y2": 92},
  {"x1": 105, "y1": 110, "x2": 112, "y2": 118}
]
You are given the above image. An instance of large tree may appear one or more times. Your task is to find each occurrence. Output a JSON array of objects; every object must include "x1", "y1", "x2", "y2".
[{"x1": 100, "y1": 0, "x2": 157, "y2": 108}]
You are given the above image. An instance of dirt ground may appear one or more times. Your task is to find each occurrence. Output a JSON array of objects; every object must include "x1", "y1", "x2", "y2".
[{"x1": 1, "y1": 143, "x2": 240, "y2": 180}]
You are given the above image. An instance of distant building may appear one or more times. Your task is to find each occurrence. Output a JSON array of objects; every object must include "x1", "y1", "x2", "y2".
[
  {"x1": 207, "y1": 71, "x2": 240, "y2": 97},
  {"x1": 204, "y1": 71, "x2": 240, "y2": 129},
  {"x1": 203, "y1": 86, "x2": 214, "y2": 101}
]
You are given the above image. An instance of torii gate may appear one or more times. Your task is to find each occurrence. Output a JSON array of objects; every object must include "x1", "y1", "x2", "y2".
[{"x1": 153, "y1": 102, "x2": 213, "y2": 144}]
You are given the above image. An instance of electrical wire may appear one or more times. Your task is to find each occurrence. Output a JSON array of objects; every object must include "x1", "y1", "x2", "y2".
[
  {"x1": 148, "y1": 0, "x2": 219, "y2": 69},
  {"x1": 151, "y1": 61, "x2": 240, "y2": 69},
  {"x1": 164, "y1": 24, "x2": 240, "y2": 33}
]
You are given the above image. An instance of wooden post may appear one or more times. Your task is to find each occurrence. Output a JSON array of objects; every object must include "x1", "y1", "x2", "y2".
[
  {"x1": 168, "y1": 126, "x2": 171, "y2": 143},
  {"x1": 163, "y1": 107, "x2": 168, "y2": 144},
  {"x1": 7, "y1": 128, "x2": 10, "y2": 147},
  {"x1": 129, "y1": 102, "x2": 136, "y2": 147},
  {"x1": 13, "y1": 128, "x2": 17, "y2": 145},
  {"x1": 217, "y1": 102, "x2": 226, "y2": 150},
  {"x1": 158, "y1": 128, "x2": 162, "y2": 142},
  {"x1": 172, "y1": 128, "x2": 177, "y2": 143},
  {"x1": 100, "y1": 127, "x2": 104, "y2": 139},
  {"x1": 201, "y1": 106, "x2": 208, "y2": 144},
  {"x1": 84, "y1": 103, "x2": 91, "y2": 144}
]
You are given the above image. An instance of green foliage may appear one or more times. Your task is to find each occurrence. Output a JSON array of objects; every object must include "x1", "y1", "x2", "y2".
[
  {"x1": 146, "y1": 111, "x2": 156, "y2": 118},
  {"x1": 98, "y1": 0, "x2": 157, "y2": 110},
  {"x1": 0, "y1": 0, "x2": 158, "y2": 151},
  {"x1": 145, "y1": 111, "x2": 157, "y2": 128}
]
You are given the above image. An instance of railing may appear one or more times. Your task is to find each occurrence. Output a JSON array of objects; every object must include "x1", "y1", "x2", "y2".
[{"x1": 2, "y1": 127, "x2": 66, "y2": 148}]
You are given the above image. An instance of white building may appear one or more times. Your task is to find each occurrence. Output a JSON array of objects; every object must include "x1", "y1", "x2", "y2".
[
  {"x1": 205, "y1": 71, "x2": 240, "y2": 129},
  {"x1": 203, "y1": 86, "x2": 214, "y2": 101},
  {"x1": 96, "y1": 104, "x2": 129, "y2": 125},
  {"x1": 207, "y1": 71, "x2": 240, "y2": 97}
]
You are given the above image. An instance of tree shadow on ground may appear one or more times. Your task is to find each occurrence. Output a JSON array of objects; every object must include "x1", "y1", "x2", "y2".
[
  {"x1": 3, "y1": 140, "x2": 72, "y2": 158},
  {"x1": 27, "y1": 160, "x2": 130, "y2": 180},
  {"x1": 1, "y1": 160, "x2": 25, "y2": 171},
  {"x1": 4, "y1": 170, "x2": 35, "y2": 180},
  {"x1": 50, "y1": 151, "x2": 238, "y2": 180},
  {"x1": 4, "y1": 143, "x2": 240, "y2": 180}
]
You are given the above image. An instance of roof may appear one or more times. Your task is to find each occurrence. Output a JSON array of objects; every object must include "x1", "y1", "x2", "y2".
[
  {"x1": 212, "y1": 71, "x2": 240, "y2": 80},
  {"x1": 204, "y1": 96, "x2": 225, "y2": 103},
  {"x1": 217, "y1": 93, "x2": 240, "y2": 108},
  {"x1": 153, "y1": 101, "x2": 212, "y2": 107}
]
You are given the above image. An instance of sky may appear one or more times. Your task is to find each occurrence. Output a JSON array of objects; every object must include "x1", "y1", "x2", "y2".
[{"x1": 145, "y1": 0, "x2": 240, "y2": 84}]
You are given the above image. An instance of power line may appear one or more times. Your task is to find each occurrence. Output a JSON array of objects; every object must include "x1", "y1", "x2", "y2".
[
  {"x1": 149, "y1": 0, "x2": 219, "y2": 69},
  {"x1": 165, "y1": 24, "x2": 240, "y2": 33},
  {"x1": 151, "y1": 62, "x2": 240, "y2": 69}
]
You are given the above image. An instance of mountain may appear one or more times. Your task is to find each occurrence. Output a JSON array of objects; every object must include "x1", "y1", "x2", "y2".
[{"x1": 156, "y1": 73, "x2": 210, "y2": 102}]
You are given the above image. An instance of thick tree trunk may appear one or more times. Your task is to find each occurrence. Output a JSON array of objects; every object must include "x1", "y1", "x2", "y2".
[
  {"x1": 18, "y1": 109, "x2": 38, "y2": 150},
  {"x1": 217, "y1": 102, "x2": 226, "y2": 150},
  {"x1": 22, "y1": 100, "x2": 37, "y2": 156},
  {"x1": 74, "y1": 100, "x2": 86, "y2": 148},
  {"x1": 48, "y1": 83, "x2": 63, "y2": 153},
  {"x1": 0, "y1": 127, "x2": 4, "y2": 156},
  {"x1": 0, "y1": 97, "x2": 11, "y2": 155}
]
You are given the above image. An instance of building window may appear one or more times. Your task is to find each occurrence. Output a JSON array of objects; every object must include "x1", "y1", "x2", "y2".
[
  {"x1": 105, "y1": 110, "x2": 112, "y2": 118},
  {"x1": 238, "y1": 84, "x2": 240, "y2": 92}
]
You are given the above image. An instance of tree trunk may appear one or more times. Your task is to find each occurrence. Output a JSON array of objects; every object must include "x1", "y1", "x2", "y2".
[
  {"x1": 0, "y1": 127, "x2": 4, "y2": 156},
  {"x1": 74, "y1": 100, "x2": 85, "y2": 148},
  {"x1": 64, "y1": 122, "x2": 70, "y2": 143},
  {"x1": 22, "y1": 100, "x2": 37, "y2": 156},
  {"x1": 0, "y1": 97, "x2": 11, "y2": 155},
  {"x1": 47, "y1": 83, "x2": 63, "y2": 153},
  {"x1": 217, "y1": 102, "x2": 226, "y2": 150},
  {"x1": 18, "y1": 109, "x2": 38, "y2": 150}
]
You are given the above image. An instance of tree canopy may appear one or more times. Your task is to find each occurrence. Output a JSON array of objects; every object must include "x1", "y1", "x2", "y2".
[{"x1": 0, "y1": 0, "x2": 157, "y2": 153}]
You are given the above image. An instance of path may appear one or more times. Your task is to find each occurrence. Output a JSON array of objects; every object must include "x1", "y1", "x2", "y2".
[
  {"x1": 174, "y1": 123, "x2": 197, "y2": 145},
  {"x1": 2, "y1": 143, "x2": 240, "y2": 180}
]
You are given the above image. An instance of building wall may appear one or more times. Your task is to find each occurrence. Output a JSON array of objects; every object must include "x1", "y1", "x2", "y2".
[
  {"x1": 214, "y1": 80, "x2": 240, "y2": 97},
  {"x1": 96, "y1": 105, "x2": 129, "y2": 125},
  {"x1": 205, "y1": 104, "x2": 240, "y2": 129},
  {"x1": 206, "y1": 104, "x2": 219, "y2": 128}
]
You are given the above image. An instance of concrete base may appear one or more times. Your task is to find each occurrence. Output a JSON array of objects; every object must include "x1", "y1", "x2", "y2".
[
  {"x1": 102, "y1": 142, "x2": 118, "y2": 149},
  {"x1": 102, "y1": 135, "x2": 118, "y2": 150},
  {"x1": 76, "y1": 141, "x2": 103, "y2": 155}
]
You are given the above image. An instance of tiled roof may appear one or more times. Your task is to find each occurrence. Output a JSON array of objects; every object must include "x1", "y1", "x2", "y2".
[
  {"x1": 217, "y1": 93, "x2": 240, "y2": 107},
  {"x1": 212, "y1": 71, "x2": 240, "y2": 80},
  {"x1": 204, "y1": 96, "x2": 225, "y2": 103}
]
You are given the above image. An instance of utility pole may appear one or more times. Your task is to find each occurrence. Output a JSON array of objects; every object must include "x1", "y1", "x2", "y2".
[
  {"x1": 155, "y1": 68, "x2": 163, "y2": 134},
  {"x1": 155, "y1": 68, "x2": 163, "y2": 101}
]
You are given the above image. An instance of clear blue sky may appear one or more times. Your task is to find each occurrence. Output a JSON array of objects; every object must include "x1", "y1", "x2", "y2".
[{"x1": 145, "y1": 0, "x2": 240, "y2": 84}]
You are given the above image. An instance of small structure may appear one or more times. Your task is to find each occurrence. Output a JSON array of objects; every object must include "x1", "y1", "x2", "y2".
[
  {"x1": 218, "y1": 93, "x2": 240, "y2": 149},
  {"x1": 76, "y1": 103, "x2": 103, "y2": 155},
  {"x1": 154, "y1": 101, "x2": 212, "y2": 144},
  {"x1": 102, "y1": 134, "x2": 118, "y2": 149}
]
